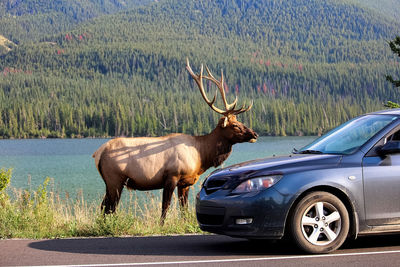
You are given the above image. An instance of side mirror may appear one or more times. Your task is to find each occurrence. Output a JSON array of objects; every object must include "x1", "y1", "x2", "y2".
[{"x1": 377, "y1": 141, "x2": 400, "y2": 156}]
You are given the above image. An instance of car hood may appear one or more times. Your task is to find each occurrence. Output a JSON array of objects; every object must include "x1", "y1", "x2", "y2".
[{"x1": 208, "y1": 154, "x2": 343, "y2": 181}]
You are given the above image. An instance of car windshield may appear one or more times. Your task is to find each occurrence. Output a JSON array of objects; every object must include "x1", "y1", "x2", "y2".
[{"x1": 298, "y1": 114, "x2": 398, "y2": 155}]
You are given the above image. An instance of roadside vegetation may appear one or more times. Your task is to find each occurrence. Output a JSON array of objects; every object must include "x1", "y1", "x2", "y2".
[{"x1": 0, "y1": 169, "x2": 201, "y2": 239}]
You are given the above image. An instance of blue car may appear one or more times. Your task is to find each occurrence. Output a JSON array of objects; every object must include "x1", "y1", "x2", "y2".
[{"x1": 196, "y1": 108, "x2": 400, "y2": 253}]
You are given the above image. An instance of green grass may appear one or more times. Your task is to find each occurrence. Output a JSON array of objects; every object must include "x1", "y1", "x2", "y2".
[{"x1": 0, "y1": 171, "x2": 202, "y2": 239}]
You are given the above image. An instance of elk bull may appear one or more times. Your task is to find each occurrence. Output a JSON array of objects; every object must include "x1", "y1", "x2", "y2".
[{"x1": 93, "y1": 59, "x2": 258, "y2": 222}]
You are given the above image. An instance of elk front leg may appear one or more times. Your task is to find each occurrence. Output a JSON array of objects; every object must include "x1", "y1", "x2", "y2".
[
  {"x1": 161, "y1": 177, "x2": 178, "y2": 225},
  {"x1": 178, "y1": 185, "x2": 190, "y2": 212}
]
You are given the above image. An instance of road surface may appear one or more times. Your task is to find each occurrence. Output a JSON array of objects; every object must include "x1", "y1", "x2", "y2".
[{"x1": 1, "y1": 234, "x2": 400, "y2": 266}]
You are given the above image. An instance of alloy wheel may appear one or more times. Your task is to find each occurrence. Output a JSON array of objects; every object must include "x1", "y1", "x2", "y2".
[
  {"x1": 290, "y1": 191, "x2": 349, "y2": 253},
  {"x1": 301, "y1": 201, "x2": 342, "y2": 246}
]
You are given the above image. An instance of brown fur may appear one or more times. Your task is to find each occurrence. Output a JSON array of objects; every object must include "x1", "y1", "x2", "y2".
[{"x1": 93, "y1": 115, "x2": 257, "y2": 222}]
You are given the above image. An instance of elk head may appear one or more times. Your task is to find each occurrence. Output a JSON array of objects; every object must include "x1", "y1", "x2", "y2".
[{"x1": 186, "y1": 59, "x2": 258, "y2": 144}]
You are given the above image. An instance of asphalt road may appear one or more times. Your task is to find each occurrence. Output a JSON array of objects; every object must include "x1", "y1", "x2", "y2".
[{"x1": 1, "y1": 234, "x2": 400, "y2": 267}]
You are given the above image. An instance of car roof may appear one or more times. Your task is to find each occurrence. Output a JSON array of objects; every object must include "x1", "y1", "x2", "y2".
[{"x1": 368, "y1": 108, "x2": 400, "y2": 116}]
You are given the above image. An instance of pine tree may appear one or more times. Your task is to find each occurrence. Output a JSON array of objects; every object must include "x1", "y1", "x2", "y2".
[{"x1": 385, "y1": 36, "x2": 400, "y2": 108}]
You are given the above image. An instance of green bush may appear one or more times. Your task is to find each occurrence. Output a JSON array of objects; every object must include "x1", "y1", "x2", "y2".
[{"x1": 0, "y1": 168, "x2": 12, "y2": 192}]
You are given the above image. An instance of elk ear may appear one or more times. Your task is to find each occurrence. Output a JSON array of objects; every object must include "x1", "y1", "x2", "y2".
[{"x1": 222, "y1": 117, "x2": 228, "y2": 128}]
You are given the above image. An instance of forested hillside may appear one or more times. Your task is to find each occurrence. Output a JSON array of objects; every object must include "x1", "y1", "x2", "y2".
[
  {"x1": 0, "y1": 0, "x2": 399, "y2": 138},
  {"x1": 0, "y1": 0, "x2": 154, "y2": 43},
  {"x1": 351, "y1": 0, "x2": 400, "y2": 20}
]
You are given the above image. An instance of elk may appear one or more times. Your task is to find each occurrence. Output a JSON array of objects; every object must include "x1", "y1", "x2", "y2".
[{"x1": 92, "y1": 59, "x2": 258, "y2": 223}]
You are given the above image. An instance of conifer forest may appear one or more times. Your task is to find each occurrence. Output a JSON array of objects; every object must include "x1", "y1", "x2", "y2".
[{"x1": 1, "y1": 0, "x2": 400, "y2": 138}]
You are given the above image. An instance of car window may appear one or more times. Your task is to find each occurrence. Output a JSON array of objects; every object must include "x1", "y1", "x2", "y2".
[
  {"x1": 388, "y1": 130, "x2": 400, "y2": 142},
  {"x1": 365, "y1": 127, "x2": 400, "y2": 157}
]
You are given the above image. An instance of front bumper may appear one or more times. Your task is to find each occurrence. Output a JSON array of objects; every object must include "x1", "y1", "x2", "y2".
[{"x1": 196, "y1": 187, "x2": 291, "y2": 239}]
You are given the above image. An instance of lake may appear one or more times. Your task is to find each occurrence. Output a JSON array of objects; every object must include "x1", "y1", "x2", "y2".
[{"x1": 0, "y1": 136, "x2": 315, "y2": 204}]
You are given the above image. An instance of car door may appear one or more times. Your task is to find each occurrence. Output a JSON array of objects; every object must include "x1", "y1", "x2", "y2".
[{"x1": 362, "y1": 129, "x2": 400, "y2": 226}]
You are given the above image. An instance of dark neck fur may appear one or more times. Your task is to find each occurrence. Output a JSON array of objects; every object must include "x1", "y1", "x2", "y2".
[{"x1": 195, "y1": 128, "x2": 233, "y2": 171}]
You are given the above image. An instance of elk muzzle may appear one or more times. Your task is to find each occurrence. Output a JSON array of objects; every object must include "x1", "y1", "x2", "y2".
[{"x1": 248, "y1": 130, "x2": 258, "y2": 143}]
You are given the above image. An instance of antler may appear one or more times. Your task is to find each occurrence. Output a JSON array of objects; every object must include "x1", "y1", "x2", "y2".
[{"x1": 186, "y1": 58, "x2": 253, "y2": 117}]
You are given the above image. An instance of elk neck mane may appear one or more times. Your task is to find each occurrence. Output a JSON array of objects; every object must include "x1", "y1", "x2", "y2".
[{"x1": 194, "y1": 126, "x2": 233, "y2": 171}]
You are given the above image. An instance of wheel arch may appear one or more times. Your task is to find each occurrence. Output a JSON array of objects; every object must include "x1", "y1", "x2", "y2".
[{"x1": 284, "y1": 185, "x2": 358, "y2": 240}]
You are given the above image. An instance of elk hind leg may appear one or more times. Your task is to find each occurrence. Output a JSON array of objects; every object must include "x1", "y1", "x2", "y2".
[{"x1": 101, "y1": 178, "x2": 124, "y2": 214}]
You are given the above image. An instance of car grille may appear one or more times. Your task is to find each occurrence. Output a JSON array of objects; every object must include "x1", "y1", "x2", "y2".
[
  {"x1": 196, "y1": 213, "x2": 224, "y2": 225},
  {"x1": 204, "y1": 178, "x2": 228, "y2": 194}
]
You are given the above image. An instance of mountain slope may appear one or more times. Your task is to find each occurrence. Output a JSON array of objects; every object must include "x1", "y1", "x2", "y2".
[
  {"x1": 350, "y1": 0, "x2": 400, "y2": 21},
  {"x1": 64, "y1": 0, "x2": 398, "y2": 64},
  {"x1": 0, "y1": 0, "x2": 155, "y2": 42}
]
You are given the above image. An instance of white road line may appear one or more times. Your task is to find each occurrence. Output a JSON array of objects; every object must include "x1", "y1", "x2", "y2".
[{"x1": 25, "y1": 249, "x2": 400, "y2": 267}]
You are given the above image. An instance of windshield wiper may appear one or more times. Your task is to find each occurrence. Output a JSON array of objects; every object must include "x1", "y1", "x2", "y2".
[{"x1": 295, "y1": 149, "x2": 324, "y2": 154}]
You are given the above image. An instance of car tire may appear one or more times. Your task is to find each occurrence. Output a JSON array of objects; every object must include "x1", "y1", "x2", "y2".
[{"x1": 290, "y1": 191, "x2": 349, "y2": 254}]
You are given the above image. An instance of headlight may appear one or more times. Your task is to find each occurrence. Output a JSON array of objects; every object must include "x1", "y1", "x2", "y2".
[{"x1": 232, "y1": 175, "x2": 282, "y2": 194}]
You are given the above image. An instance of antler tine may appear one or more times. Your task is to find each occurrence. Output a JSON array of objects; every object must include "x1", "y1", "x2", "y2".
[
  {"x1": 186, "y1": 59, "x2": 225, "y2": 115},
  {"x1": 204, "y1": 65, "x2": 238, "y2": 111},
  {"x1": 233, "y1": 100, "x2": 253, "y2": 115},
  {"x1": 187, "y1": 59, "x2": 253, "y2": 117}
]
